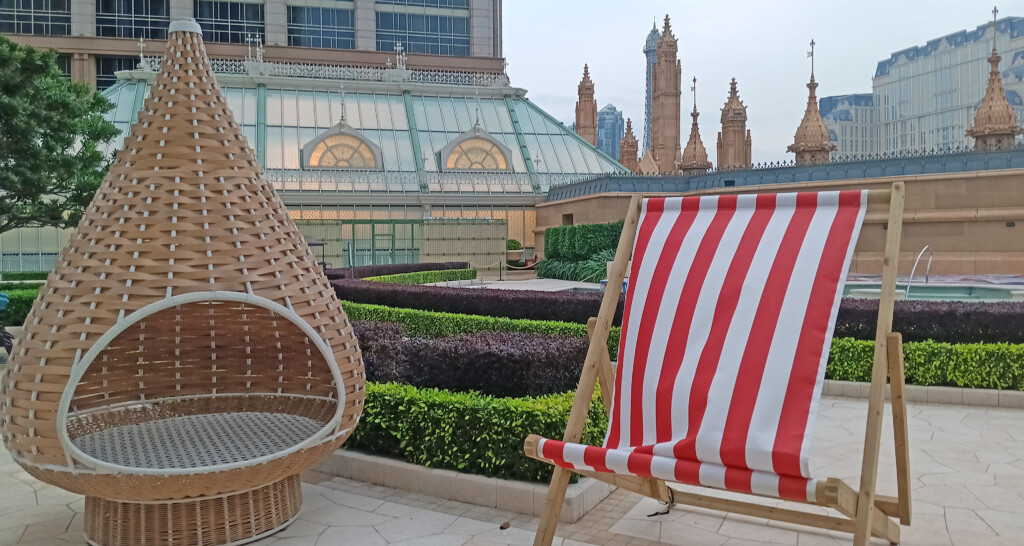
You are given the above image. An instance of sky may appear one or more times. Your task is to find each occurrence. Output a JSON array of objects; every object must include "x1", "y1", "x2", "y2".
[{"x1": 503, "y1": 0, "x2": 1024, "y2": 165}]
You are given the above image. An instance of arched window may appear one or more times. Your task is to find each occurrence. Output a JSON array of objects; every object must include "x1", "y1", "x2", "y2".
[
  {"x1": 308, "y1": 135, "x2": 377, "y2": 168},
  {"x1": 438, "y1": 127, "x2": 513, "y2": 172},
  {"x1": 301, "y1": 122, "x2": 382, "y2": 170},
  {"x1": 446, "y1": 138, "x2": 508, "y2": 170}
]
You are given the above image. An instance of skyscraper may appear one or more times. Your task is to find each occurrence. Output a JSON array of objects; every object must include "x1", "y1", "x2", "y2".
[
  {"x1": 643, "y1": 22, "x2": 661, "y2": 154},
  {"x1": 597, "y1": 104, "x2": 625, "y2": 160},
  {"x1": 0, "y1": 0, "x2": 504, "y2": 89}
]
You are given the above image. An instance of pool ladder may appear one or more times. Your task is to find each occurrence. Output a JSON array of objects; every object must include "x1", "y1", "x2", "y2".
[{"x1": 904, "y1": 245, "x2": 933, "y2": 299}]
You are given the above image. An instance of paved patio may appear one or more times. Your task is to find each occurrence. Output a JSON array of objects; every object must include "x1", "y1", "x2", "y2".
[{"x1": 0, "y1": 397, "x2": 1022, "y2": 545}]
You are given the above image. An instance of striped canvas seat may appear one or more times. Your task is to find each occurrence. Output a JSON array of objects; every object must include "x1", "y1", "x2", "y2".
[{"x1": 535, "y1": 191, "x2": 867, "y2": 503}]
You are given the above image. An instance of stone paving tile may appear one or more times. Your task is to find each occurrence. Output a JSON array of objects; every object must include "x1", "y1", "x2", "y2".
[{"x1": 0, "y1": 397, "x2": 1022, "y2": 545}]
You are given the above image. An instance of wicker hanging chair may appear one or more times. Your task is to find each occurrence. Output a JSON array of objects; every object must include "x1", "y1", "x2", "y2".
[{"x1": 0, "y1": 19, "x2": 364, "y2": 546}]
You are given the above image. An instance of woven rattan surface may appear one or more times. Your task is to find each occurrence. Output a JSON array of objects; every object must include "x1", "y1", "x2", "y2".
[
  {"x1": 84, "y1": 474, "x2": 302, "y2": 546},
  {"x1": 0, "y1": 18, "x2": 364, "y2": 503},
  {"x1": 72, "y1": 412, "x2": 323, "y2": 470}
]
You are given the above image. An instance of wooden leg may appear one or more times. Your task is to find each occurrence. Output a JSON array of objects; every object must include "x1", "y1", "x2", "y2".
[
  {"x1": 887, "y1": 332, "x2": 912, "y2": 525},
  {"x1": 533, "y1": 467, "x2": 572, "y2": 546},
  {"x1": 855, "y1": 183, "x2": 905, "y2": 545}
]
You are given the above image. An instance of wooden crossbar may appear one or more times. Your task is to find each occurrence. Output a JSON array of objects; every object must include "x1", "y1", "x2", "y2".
[{"x1": 527, "y1": 185, "x2": 911, "y2": 546}]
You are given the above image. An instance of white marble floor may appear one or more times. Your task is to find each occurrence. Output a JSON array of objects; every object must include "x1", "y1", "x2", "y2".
[{"x1": 1, "y1": 397, "x2": 1023, "y2": 545}]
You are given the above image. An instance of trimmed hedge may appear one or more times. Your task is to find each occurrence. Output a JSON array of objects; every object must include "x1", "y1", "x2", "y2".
[
  {"x1": 506, "y1": 239, "x2": 522, "y2": 251},
  {"x1": 357, "y1": 326, "x2": 588, "y2": 397},
  {"x1": 344, "y1": 302, "x2": 622, "y2": 357},
  {"x1": 348, "y1": 382, "x2": 607, "y2": 482},
  {"x1": 836, "y1": 298, "x2": 1024, "y2": 344},
  {"x1": 345, "y1": 303, "x2": 1024, "y2": 391},
  {"x1": 543, "y1": 221, "x2": 622, "y2": 261},
  {"x1": 325, "y1": 262, "x2": 469, "y2": 281},
  {"x1": 536, "y1": 248, "x2": 616, "y2": 282},
  {"x1": 364, "y1": 268, "x2": 477, "y2": 285},
  {"x1": 0, "y1": 289, "x2": 40, "y2": 326},
  {"x1": 0, "y1": 272, "x2": 48, "y2": 281},
  {"x1": 0, "y1": 282, "x2": 44, "y2": 292},
  {"x1": 334, "y1": 280, "x2": 625, "y2": 326},
  {"x1": 828, "y1": 338, "x2": 1024, "y2": 390}
]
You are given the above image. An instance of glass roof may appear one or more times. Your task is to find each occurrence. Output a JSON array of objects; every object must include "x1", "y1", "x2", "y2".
[{"x1": 101, "y1": 76, "x2": 626, "y2": 194}]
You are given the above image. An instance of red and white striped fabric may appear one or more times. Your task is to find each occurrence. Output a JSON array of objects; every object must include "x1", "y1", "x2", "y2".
[{"x1": 537, "y1": 191, "x2": 867, "y2": 502}]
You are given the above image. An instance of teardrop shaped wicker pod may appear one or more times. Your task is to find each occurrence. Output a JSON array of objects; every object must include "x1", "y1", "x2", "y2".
[{"x1": 0, "y1": 18, "x2": 364, "y2": 545}]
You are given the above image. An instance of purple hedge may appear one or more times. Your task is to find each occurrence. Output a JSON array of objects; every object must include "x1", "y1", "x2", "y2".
[
  {"x1": 325, "y1": 262, "x2": 469, "y2": 281},
  {"x1": 334, "y1": 279, "x2": 626, "y2": 326},
  {"x1": 353, "y1": 321, "x2": 587, "y2": 398},
  {"x1": 835, "y1": 298, "x2": 1024, "y2": 344}
]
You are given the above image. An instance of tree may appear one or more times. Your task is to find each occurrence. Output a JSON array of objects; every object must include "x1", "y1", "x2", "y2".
[{"x1": 0, "y1": 35, "x2": 118, "y2": 235}]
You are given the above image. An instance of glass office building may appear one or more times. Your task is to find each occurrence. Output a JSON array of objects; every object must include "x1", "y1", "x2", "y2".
[{"x1": 596, "y1": 104, "x2": 624, "y2": 160}]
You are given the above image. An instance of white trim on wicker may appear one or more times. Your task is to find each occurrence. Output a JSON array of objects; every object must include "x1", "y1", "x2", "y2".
[{"x1": 55, "y1": 290, "x2": 347, "y2": 476}]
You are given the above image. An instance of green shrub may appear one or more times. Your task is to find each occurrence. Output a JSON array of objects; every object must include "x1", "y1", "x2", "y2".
[
  {"x1": 0, "y1": 272, "x2": 49, "y2": 281},
  {"x1": 0, "y1": 288, "x2": 40, "y2": 325},
  {"x1": 343, "y1": 301, "x2": 621, "y2": 356},
  {"x1": 0, "y1": 282, "x2": 44, "y2": 292},
  {"x1": 543, "y1": 221, "x2": 622, "y2": 261},
  {"x1": 827, "y1": 338, "x2": 1024, "y2": 390},
  {"x1": 363, "y1": 269, "x2": 477, "y2": 285},
  {"x1": 536, "y1": 249, "x2": 616, "y2": 282},
  {"x1": 506, "y1": 239, "x2": 522, "y2": 251},
  {"x1": 348, "y1": 382, "x2": 608, "y2": 482}
]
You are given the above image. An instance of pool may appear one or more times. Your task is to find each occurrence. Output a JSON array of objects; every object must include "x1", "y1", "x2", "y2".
[{"x1": 843, "y1": 283, "x2": 1024, "y2": 302}]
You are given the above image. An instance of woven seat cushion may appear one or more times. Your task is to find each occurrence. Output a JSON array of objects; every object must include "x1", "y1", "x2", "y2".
[{"x1": 71, "y1": 412, "x2": 324, "y2": 470}]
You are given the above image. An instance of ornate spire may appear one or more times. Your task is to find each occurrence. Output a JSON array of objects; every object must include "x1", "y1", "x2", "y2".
[
  {"x1": 718, "y1": 78, "x2": 752, "y2": 170},
  {"x1": 967, "y1": 6, "x2": 1023, "y2": 151},
  {"x1": 788, "y1": 40, "x2": 835, "y2": 165},
  {"x1": 679, "y1": 77, "x2": 711, "y2": 176},
  {"x1": 619, "y1": 118, "x2": 639, "y2": 172},
  {"x1": 658, "y1": 15, "x2": 677, "y2": 55},
  {"x1": 575, "y1": 64, "x2": 598, "y2": 145}
]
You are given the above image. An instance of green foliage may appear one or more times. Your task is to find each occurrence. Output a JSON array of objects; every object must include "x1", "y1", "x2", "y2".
[
  {"x1": 537, "y1": 249, "x2": 616, "y2": 282},
  {"x1": 348, "y1": 382, "x2": 608, "y2": 482},
  {"x1": 827, "y1": 338, "x2": 1024, "y2": 390},
  {"x1": 0, "y1": 271, "x2": 49, "y2": 281},
  {"x1": 0, "y1": 288, "x2": 40, "y2": 325},
  {"x1": 506, "y1": 239, "x2": 522, "y2": 251},
  {"x1": 0, "y1": 36, "x2": 118, "y2": 234},
  {"x1": 363, "y1": 268, "x2": 477, "y2": 285},
  {"x1": 0, "y1": 281, "x2": 44, "y2": 292},
  {"x1": 543, "y1": 221, "x2": 623, "y2": 261}
]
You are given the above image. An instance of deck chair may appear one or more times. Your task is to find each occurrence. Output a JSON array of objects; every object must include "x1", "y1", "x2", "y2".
[{"x1": 525, "y1": 185, "x2": 911, "y2": 546}]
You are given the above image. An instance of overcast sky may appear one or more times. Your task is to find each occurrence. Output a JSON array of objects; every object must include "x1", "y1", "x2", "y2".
[{"x1": 503, "y1": 0, "x2": 1024, "y2": 165}]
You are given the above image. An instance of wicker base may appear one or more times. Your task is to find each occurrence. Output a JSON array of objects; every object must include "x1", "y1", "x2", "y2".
[{"x1": 84, "y1": 474, "x2": 302, "y2": 546}]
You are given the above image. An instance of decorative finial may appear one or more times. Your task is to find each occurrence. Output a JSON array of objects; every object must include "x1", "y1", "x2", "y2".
[
  {"x1": 992, "y1": 6, "x2": 999, "y2": 52},
  {"x1": 807, "y1": 39, "x2": 816, "y2": 79},
  {"x1": 691, "y1": 76, "x2": 697, "y2": 111},
  {"x1": 474, "y1": 90, "x2": 481, "y2": 128},
  {"x1": 246, "y1": 33, "x2": 252, "y2": 61}
]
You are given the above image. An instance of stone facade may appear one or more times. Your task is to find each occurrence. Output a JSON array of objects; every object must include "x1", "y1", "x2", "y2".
[
  {"x1": 717, "y1": 78, "x2": 752, "y2": 170},
  {"x1": 575, "y1": 64, "x2": 598, "y2": 146},
  {"x1": 650, "y1": 16, "x2": 682, "y2": 174},
  {"x1": 619, "y1": 119, "x2": 639, "y2": 172},
  {"x1": 534, "y1": 167, "x2": 1024, "y2": 275}
]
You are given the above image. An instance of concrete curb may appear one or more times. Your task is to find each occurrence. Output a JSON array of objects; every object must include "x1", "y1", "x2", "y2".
[
  {"x1": 313, "y1": 450, "x2": 613, "y2": 523},
  {"x1": 823, "y1": 379, "x2": 1024, "y2": 408}
]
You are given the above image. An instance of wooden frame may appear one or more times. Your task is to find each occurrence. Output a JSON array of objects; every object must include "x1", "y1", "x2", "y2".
[{"x1": 525, "y1": 184, "x2": 910, "y2": 546}]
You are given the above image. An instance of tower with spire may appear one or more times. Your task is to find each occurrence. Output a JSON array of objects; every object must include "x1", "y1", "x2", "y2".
[
  {"x1": 619, "y1": 119, "x2": 639, "y2": 171},
  {"x1": 575, "y1": 64, "x2": 598, "y2": 146},
  {"x1": 717, "y1": 78, "x2": 752, "y2": 171},
  {"x1": 788, "y1": 40, "x2": 836, "y2": 165},
  {"x1": 967, "y1": 6, "x2": 1023, "y2": 151},
  {"x1": 642, "y1": 21, "x2": 661, "y2": 154},
  {"x1": 678, "y1": 77, "x2": 712, "y2": 176},
  {"x1": 650, "y1": 15, "x2": 682, "y2": 174}
]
